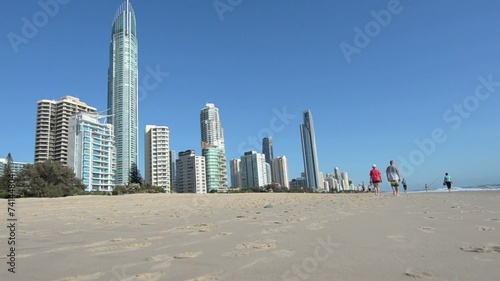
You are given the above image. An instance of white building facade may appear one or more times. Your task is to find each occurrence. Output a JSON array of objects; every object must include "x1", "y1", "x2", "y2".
[
  {"x1": 144, "y1": 125, "x2": 170, "y2": 192},
  {"x1": 68, "y1": 112, "x2": 115, "y2": 192}
]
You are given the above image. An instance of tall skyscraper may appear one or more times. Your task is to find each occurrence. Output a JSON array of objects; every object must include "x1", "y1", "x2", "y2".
[
  {"x1": 229, "y1": 158, "x2": 242, "y2": 188},
  {"x1": 240, "y1": 151, "x2": 270, "y2": 188},
  {"x1": 341, "y1": 172, "x2": 349, "y2": 191},
  {"x1": 200, "y1": 103, "x2": 228, "y2": 192},
  {"x1": 144, "y1": 125, "x2": 170, "y2": 192},
  {"x1": 169, "y1": 150, "x2": 177, "y2": 191},
  {"x1": 34, "y1": 96, "x2": 96, "y2": 163},
  {"x1": 262, "y1": 137, "x2": 274, "y2": 165},
  {"x1": 272, "y1": 155, "x2": 289, "y2": 189},
  {"x1": 300, "y1": 109, "x2": 322, "y2": 191},
  {"x1": 107, "y1": 0, "x2": 139, "y2": 185},
  {"x1": 175, "y1": 150, "x2": 206, "y2": 194},
  {"x1": 333, "y1": 167, "x2": 343, "y2": 191},
  {"x1": 68, "y1": 112, "x2": 115, "y2": 192}
]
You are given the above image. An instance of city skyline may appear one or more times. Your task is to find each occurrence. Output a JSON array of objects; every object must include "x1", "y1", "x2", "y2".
[{"x1": 3, "y1": 1, "x2": 500, "y2": 190}]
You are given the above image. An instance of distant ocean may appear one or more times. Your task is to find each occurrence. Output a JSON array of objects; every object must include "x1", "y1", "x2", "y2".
[{"x1": 410, "y1": 183, "x2": 500, "y2": 193}]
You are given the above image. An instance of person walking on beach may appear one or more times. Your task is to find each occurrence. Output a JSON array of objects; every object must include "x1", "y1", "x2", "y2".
[
  {"x1": 402, "y1": 178, "x2": 408, "y2": 193},
  {"x1": 369, "y1": 164, "x2": 382, "y2": 196},
  {"x1": 425, "y1": 184, "x2": 429, "y2": 192},
  {"x1": 443, "y1": 173, "x2": 453, "y2": 192},
  {"x1": 386, "y1": 160, "x2": 401, "y2": 196}
]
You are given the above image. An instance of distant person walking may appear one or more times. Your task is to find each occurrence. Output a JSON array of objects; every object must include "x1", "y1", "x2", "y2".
[
  {"x1": 443, "y1": 173, "x2": 453, "y2": 192},
  {"x1": 386, "y1": 160, "x2": 401, "y2": 196},
  {"x1": 402, "y1": 178, "x2": 408, "y2": 193},
  {"x1": 369, "y1": 164, "x2": 382, "y2": 196},
  {"x1": 425, "y1": 184, "x2": 429, "y2": 192}
]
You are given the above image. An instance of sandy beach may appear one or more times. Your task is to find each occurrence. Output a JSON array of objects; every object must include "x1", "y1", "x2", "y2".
[{"x1": 1, "y1": 191, "x2": 499, "y2": 281}]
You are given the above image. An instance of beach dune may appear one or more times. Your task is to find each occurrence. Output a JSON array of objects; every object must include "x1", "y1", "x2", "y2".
[{"x1": 1, "y1": 192, "x2": 499, "y2": 281}]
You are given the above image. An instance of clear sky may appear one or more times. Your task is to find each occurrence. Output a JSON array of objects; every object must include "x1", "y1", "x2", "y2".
[{"x1": 2, "y1": 0, "x2": 500, "y2": 191}]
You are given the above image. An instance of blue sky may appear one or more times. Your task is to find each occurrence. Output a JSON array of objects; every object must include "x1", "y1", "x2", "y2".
[{"x1": 2, "y1": 0, "x2": 500, "y2": 191}]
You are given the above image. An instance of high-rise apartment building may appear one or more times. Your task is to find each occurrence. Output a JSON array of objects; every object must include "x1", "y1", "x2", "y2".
[
  {"x1": 34, "y1": 96, "x2": 96, "y2": 163},
  {"x1": 200, "y1": 103, "x2": 228, "y2": 192},
  {"x1": 271, "y1": 155, "x2": 289, "y2": 188},
  {"x1": 67, "y1": 112, "x2": 115, "y2": 192},
  {"x1": 144, "y1": 125, "x2": 170, "y2": 192},
  {"x1": 325, "y1": 173, "x2": 336, "y2": 192},
  {"x1": 341, "y1": 172, "x2": 349, "y2": 191},
  {"x1": 333, "y1": 167, "x2": 342, "y2": 190},
  {"x1": 300, "y1": 109, "x2": 321, "y2": 191},
  {"x1": 0, "y1": 156, "x2": 29, "y2": 177},
  {"x1": 229, "y1": 158, "x2": 242, "y2": 188},
  {"x1": 175, "y1": 150, "x2": 206, "y2": 193},
  {"x1": 107, "y1": 0, "x2": 139, "y2": 185},
  {"x1": 169, "y1": 150, "x2": 177, "y2": 191},
  {"x1": 262, "y1": 137, "x2": 274, "y2": 165},
  {"x1": 240, "y1": 151, "x2": 270, "y2": 188}
]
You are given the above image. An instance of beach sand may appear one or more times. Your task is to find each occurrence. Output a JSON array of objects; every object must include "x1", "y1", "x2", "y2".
[{"x1": 1, "y1": 191, "x2": 499, "y2": 281}]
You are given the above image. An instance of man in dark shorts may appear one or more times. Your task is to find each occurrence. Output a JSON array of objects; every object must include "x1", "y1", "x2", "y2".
[
  {"x1": 386, "y1": 160, "x2": 401, "y2": 196},
  {"x1": 443, "y1": 173, "x2": 453, "y2": 192},
  {"x1": 402, "y1": 178, "x2": 408, "y2": 193}
]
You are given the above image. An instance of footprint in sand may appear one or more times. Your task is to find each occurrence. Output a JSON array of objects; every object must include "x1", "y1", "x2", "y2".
[
  {"x1": 56, "y1": 272, "x2": 106, "y2": 281},
  {"x1": 211, "y1": 232, "x2": 233, "y2": 239},
  {"x1": 185, "y1": 276, "x2": 220, "y2": 281},
  {"x1": 177, "y1": 223, "x2": 218, "y2": 233},
  {"x1": 404, "y1": 268, "x2": 433, "y2": 278},
  {"x1": 387, "y1": 235, "x2": 407, "y2": 242},
  {"x1": 223, "y1": 239, "x2": 278, "y2": 257},
  {"x1": 417, "y1": 227, "x2": 435, "y2": 233},
  {"x1": 459, "y1": 245, "x2": 500, "y2": 253},
  {"x1": 110, "y1": 237, "x2": 135, "y2": 242},
  {"x1": 134, "y1": 272, "x2": 166, "y2": 281},
  {"x1": 174, "y1": 251, "x2": 203, "y2": 259},
  {"x1": 477, "y1": 226, "x2": 495, "y2": 231},
  {"x1": 86, "y1": 242, "x2": 152, "y2": 253},
  {"x1": 145, "y1": 236, "x2": 163, "y2": 241},
  {"x1": 147, "y1": 254, "x2": 172, "y2": 262},
  {"x1": 236, "y1": 241, "x2": 277, "y2": 250}
]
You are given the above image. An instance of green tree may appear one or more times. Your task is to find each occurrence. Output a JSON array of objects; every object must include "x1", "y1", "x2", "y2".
[
  {"x1": 15, "y1": 160, "x2": 85, "y2": 197},
  {"x1": 0, "y1": 153, "x2": 14, "y2": 192},
  {"x1": 128, "y1": 162, "x2": 143, "y2": 185}
]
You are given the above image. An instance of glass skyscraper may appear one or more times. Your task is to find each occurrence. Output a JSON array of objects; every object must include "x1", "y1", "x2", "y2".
[
  {"x1": 262, "y1": 137, "x2": 274, "y2": 165},
  {"x1": 300, "y1": 109, "x2": 322, "y2": 191},
  {"x1": 107, "y1": 0, "x2": 138, "y2": 185},
  {"x1": 200, "y1": 103, "x2": 228, "y2": 192}
]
